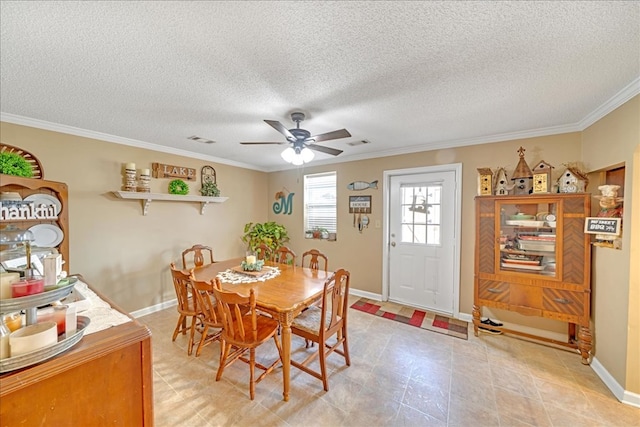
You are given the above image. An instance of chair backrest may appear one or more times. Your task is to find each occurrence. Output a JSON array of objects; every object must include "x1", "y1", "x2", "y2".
[
  {"x1": 255, "y1": 243, "x2": 273, "y2": 261},
  {"x1": 189, "y1": 271, "x2": 221, "y2": 326},
  {"x1": 212, "y1": 280, "x2": 257, "y2": 343},
  {"x1": 301, "y1": 249, "x2": 328, "y2": 272},
  {"x1": 181, "y1": 244, "x2": 214, "y2": 269},
  {"x1": 170, "y1": 262, "x2": 197, "y2": 314},
  {"x1": 274, "y1": 246, "x2": 296, "y2": 265},
  {"x1": 320, "y1": 269, "x2": 351, "y2": 336}
]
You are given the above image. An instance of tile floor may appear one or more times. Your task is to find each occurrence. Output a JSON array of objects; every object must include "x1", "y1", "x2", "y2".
[{"x1": 139, "y1": 296, "x2": 640, "y2": 426}]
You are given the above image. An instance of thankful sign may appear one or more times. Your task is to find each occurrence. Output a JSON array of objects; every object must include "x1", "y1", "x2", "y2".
[{"x1": 151, "y1": 163, "x2": 196, "y2": 181}]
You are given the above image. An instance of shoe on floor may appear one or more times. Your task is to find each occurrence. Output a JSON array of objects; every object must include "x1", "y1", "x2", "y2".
[
  {"x1": 481, "y1": 318, "x2": 503, "y2": 327},
  {"x1": 479, "y1": 325, "x2": 502, "y2": 335}
]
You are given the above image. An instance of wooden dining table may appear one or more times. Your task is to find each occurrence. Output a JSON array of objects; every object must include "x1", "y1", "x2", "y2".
[{"x1": 190, "y1": 257, "x2": 330, "y2": 401}]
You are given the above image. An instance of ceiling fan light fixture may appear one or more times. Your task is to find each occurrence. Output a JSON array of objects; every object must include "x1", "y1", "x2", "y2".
[
  {"x1": 281, "y1": 146, "x2": 296, "y2": 162},
  {"x1": 281, "y1": 145, "x2": 314, "y2": 165},
  {"x1": 301, "y1": 147, "x2": 314, "y2": 163}
]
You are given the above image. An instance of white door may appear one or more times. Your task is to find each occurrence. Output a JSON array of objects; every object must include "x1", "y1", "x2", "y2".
[{"x1": 387, "y1": 168, "x2": 458, "y2": 315}]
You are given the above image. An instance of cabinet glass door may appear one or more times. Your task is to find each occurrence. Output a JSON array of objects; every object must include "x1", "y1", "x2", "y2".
[{"x1": 498, "y1": 200, "x2": 558, "y2": 277}]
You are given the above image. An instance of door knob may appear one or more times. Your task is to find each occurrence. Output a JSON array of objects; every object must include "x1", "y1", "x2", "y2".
[{"x1": 391, "y1": 242, "x2": 396, "y2": 247}]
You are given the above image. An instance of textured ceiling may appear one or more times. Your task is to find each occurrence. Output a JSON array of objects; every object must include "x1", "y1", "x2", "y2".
[{"x1": 1, "y1": 1, "x2": 639, "y2": 171}]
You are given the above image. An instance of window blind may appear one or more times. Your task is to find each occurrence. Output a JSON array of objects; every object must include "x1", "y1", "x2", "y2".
[{"x1": 304, "y1": 172, "x2": 337, "y2": 233}]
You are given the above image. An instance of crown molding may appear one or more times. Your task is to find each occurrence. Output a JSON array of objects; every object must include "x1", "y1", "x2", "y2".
[
  {"x1": 3, "y1": 76, "x2": 639, "y2": 173},
  {"x1": 269, "y1": 123, "x2": 581, "y2": 172},
  {"x1": 578, "y1": 76, "x2": 640, "y2": 129},
  {"x1": 0, "y1": 113, "x2": 268, "y2": 172}
]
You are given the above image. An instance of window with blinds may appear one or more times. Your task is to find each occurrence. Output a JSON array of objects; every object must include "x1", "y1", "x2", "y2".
[{"x1": 304, "y1": 172, "x2": 337, "y2": 233}]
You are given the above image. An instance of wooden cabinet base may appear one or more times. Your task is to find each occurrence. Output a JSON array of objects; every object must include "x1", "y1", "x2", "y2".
[
  {"x1": 0, "y1": 306, "x2": 153, "y2": 425},
  {"x1": 472, "y1": 304, "x2": 591, "y2": 365}
]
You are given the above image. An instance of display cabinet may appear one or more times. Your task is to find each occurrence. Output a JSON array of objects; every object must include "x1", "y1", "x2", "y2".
[
  {"x1": 473, "y1": 193, "x2": 592, "y2": 364},
  {"x1": 0, "y1": 175, "x2": 69, "y2": 272}
]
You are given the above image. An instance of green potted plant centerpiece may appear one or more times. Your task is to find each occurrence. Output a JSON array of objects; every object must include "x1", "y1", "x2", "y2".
[{"x1": 242, "y1": 221, "x2": 290, "y2": 253}]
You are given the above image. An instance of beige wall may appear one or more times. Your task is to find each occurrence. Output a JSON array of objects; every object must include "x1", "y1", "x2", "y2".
[
  {"x1": 2, "y1": 96, "x2": 637, "y2": 394},
  {"x1": 582, "y1": 95, "x2": 639, "y2": 393},
  {"x1": 1, "y1": 122, "x2": 269, "y2": 313},
  {"x1": 268, "y1": 133, "x2": 583, "y2": 337}
]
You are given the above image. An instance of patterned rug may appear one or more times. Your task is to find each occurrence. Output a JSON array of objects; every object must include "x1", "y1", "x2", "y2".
[{"x1": 350, "y1": 298, "x2": 468, "y2": 340}]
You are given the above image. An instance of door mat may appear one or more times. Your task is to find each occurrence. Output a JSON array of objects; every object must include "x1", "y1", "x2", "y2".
[{"x1": 350, "y1": 298, "x2": 468, "y2": 340}]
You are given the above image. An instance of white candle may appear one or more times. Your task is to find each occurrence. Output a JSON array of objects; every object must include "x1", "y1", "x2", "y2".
[
  {"x1": 125, "y1": 162, "x2": 136, "y2": 170},
  {"x1": 246, "y1": 255, "x2": 256, "y2": 265},
  {"x1": 0, "y1": 273, "x2": 20, "y2": 299},
  {"x1": 140, "y1": 168, "x2": 150, "y2": 176}
]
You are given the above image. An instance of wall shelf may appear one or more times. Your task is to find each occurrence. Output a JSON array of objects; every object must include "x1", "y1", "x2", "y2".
[{"x1": 112, "y1": 191, "x2": 228, "y2": 215}]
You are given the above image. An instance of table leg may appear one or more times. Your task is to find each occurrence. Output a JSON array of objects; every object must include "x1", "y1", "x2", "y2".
[{"x1": 280, "y1": 320, "x2": 291, "y2": 401}]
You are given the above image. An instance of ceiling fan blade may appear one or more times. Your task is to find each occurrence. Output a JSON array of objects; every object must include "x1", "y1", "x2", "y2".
[
  {"x1": 308, "y1": 129, "x2": 351, "y2": 143},
  {"x1": 264, "y1": 120, "x2": 296, "y2": 141},
  {"x1": 240, "y1": 142, "x2": 286, "y2": 145},
  {"x1": 307, "y1": 144, "x2": 343, "y2": 156}
]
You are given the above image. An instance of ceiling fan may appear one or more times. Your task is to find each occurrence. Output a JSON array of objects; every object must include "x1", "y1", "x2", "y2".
[{"x1": 241, "y1": 112, "x2": 351, "y2": 164}]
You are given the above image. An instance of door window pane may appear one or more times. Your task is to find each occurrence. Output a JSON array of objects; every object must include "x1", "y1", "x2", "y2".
[{"x1": 399, "y1": 184, "x2": 442, "y2": 245}]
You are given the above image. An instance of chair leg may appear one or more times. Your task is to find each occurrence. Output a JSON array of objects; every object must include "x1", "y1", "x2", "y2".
[
  {"x1": 216, "y1": 343, "x2": 231, "y2": 381},
  {"x1": 172, "y1": 314, "x2": 186, "y2": 341},
  {"x1": 319, "y1": 341, "x2": 328, "y2": 391},
  {"x1": 249, "y1": 348, "x2": 256, "y2": 400},
  {"x1": 195, "y1": 324, "x2": 209, "y2": 357},
  {"x1": 187, "y1": 316, "x2": 198, "y2": 356},
  {"x1": 342, "y1": 327, "x2": 351, "y2": 366}
]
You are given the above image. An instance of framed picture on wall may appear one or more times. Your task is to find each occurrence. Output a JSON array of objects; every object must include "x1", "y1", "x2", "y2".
[{"x1": 349, "y1": 195, "x2": 371, "y2": 214}]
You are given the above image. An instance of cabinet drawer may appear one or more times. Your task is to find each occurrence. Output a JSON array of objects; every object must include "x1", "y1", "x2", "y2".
[
  {"x1": 542, "y1": 289, "x2": 585, "y2": 319},
  {"x1": 478, "y1": 280, "x2": 509, "y2": 303},
  {"x1": 509, "y1": 283, "x2": 542, "y2": 310}
]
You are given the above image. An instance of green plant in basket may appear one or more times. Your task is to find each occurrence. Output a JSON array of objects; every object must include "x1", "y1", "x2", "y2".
[
  {"x1": 0, "y1": 152, "x2": 33, "y2": 177},
  {"x1": 242, "y1": 221, "x2": 289, "y2": 253},
  {"x1": 200, "y1": 181, "x2": 220, "y2": 197},
  {"x1": 241, "y1": 259, "x2": 264, "y2": 271},
  {"x1": 168, "y1": 179, "x2": 189, "y2": 195}
]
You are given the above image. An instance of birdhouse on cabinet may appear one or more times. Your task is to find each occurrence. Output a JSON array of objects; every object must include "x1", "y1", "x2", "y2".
[
  {"x1": 494, "y1": 167, "x2": 514, "y2": 195},
  {"x1": 558, "y1": 167, "x2": 588, "y2": 193},
  {"x1": 511, "y1": 147, "x2": 533, "y2": 195},
  {"x1": 531, "y1": 160, "x2": 554, "y2": 193},
  {"x1": 477, "y1": 168, "x2": 493, "y2": 196}
]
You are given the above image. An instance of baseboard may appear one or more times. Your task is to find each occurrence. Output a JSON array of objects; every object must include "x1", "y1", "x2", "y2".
[
  {"x1": 591, "y1": 356, "x2": 640, "y2": 408},
  {"x1": 349, "y1": 288, "x2": 381, "y2": 300},
  {"x1": 130, "y1": 298, "x2": 177, "y2": 318},
  {"x1": 457, "y1": 312, "x2": 473, "y2": 323}
]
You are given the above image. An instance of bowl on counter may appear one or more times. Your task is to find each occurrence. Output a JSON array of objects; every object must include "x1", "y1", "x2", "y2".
[{"x1": 9, "y1": 321, "x2": 57, "y2": 356}]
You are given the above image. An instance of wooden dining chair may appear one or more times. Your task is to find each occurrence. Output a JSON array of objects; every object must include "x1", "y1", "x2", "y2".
[
  {"x1": 181, "y1": 244, "x2": 214, "y2": 270},
  {"x1": 274, "y1": 246, "x2": 296, "y2": 265},
  {"x1": 188, "y1": 272, "x2": 224, "y2": 358},
  {"x1": 290, "y1": 268, "x2": 351, "y2": 391},
  {"x1": 212, "y1": 279, "x2": 283, "y2": 400},
  {"x1": 301, "y1": 249, "x2": 328, "y2": 272},
  {"x1": 169, "y1": 263, "x2": 200, "y2": 355},
  {"x1": 255, "y1": 243, "x2": 273, "y2": 261}
]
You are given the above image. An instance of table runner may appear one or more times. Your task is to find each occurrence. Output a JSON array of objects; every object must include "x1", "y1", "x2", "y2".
[{"x1": 216, "y1": 266, "x2": 280, "y2": 284}]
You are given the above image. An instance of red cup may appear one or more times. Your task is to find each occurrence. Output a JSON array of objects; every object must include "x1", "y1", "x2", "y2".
[{"x1": 11, "y1": 276, "x2": 45, "y2": 298}]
